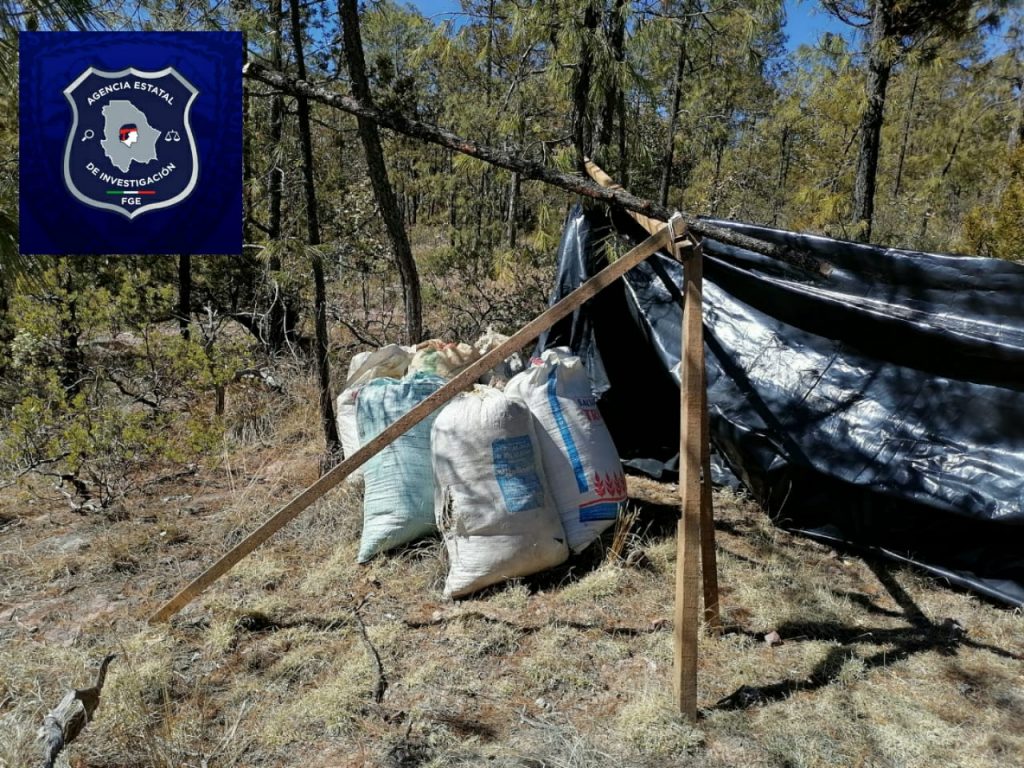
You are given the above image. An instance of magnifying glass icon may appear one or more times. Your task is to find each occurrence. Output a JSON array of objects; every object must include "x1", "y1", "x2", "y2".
[{"x1": 81, "y1": 129, "x2": 94, "y2": 142}]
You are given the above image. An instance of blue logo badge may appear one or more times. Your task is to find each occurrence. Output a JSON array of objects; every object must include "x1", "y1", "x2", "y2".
[
  {"x1": 19, "y1": 31, "x2": 242, "y2": 255},
  {"x1": 64, "y1": 66, "x2": 199, "y2": 219}
]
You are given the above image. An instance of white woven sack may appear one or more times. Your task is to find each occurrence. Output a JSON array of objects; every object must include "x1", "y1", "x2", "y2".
[
  {"x1": 505, "y1": 348, "x2": 626, "y2": 553},
  {"x1": 474, "y1": 328, "x2": 525, "y2": 388},
  {"x1": 356, "y1": 373, "x2": 446, "y2": 562},
  {"x1": 335, "y1": 387, "x2": 365, "y2": 482},
  {"x1": 346, "y1": 344, "x2": 412, "y2": 388},
  {"x1": 408, "y1": 340, "x2": 480, "y2": 379},
  {"x1": 335, "y1": 345, "x2": 414, "y2": 482},
  {"x1": 432, "y1": 386, "x2": 568, "y2": 598}
]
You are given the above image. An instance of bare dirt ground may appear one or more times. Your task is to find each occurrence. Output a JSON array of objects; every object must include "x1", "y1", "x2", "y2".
[{"x1": 2, "y1": 398, "x2": 1023, "y2": 768}]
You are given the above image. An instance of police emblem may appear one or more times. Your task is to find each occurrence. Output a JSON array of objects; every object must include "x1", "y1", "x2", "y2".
[{"x1": 63, "y1": 66, "x2": 199, "y2": 219}]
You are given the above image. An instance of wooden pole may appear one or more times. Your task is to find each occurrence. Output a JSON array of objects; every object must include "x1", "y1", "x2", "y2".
[
  {"x1": 586, "y1": 157, "x2": 721, "y2": 631},
  {"x1": 149, "y1": 227, "x2": 673, "y2": 624},
  {"x1": 671, "y1": 215, "x2": 704, "y2": 721},
  {"x1": 584, "y1": 158, "x2": 664, "y2": 236}
]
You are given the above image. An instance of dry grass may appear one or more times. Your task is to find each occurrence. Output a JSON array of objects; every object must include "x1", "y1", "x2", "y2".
[{"x1": 1, "y1": 399, "x2": 1023, "y2": 768}]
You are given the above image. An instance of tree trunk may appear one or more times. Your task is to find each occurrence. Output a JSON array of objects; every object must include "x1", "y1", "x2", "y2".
[
  {"x1": 290, "y1": 0, "x2": 320, "y2": 247},
  {"x1": 597, "y1": 0, "x2": 626, "y2": 164},
  {"x1": 59, "y1": 264, "x2": 83, "y2": 398},
  {"x1": 177, "y1": 253, "x2": 191, "y2": 340},
  {"x1": 709, "y1": 137, "x2": 726, "y2": 217},
  {"x1": 940, "y1": 123, "x2": 965, "y2": 178},
  {"x1": 1009, "y1": 77, "x2": 1024, "y2": 150},
  {"x1": 0, "y1": 285, "x2": 10, "y2": 378},
  {"x1": 617, "y1": 89, "x2": 628, "y2": 186},
  {"x1": 267, "y1": 0, "x2": 287, "y2": 354},
  {"x1": 339, "y1": 0, "x2": 423, "y2": 344},
  {"x1": 773, "y1": 125, "x2": 791, "y2": 225},
  {"x1": 659, "y1": 43, "x2": 687, "y2": 207},
  {"x1": 237, "y1": 0, "x2": 253, "y2": 248},
  {"x1": 506, "y1": 170, "x2": 520, "y2": 248},
  {"x1": 570, "y1": 0, "x2": 600, "y2": 169},
  {"x1": 852, "y1": 0, "x2": 893, "y2": 243},
  {"x1": 486, "y1": 0, "x2": 494, "y2": 108},
  {"x1": 290, "y1": 0, "x2": 340, "y2": 457},
  {"x1": 310, "y1": 251, "x2": 338, "y2": 456},
  {"x1": 892, "y1": 68, "x2": 919, "y2": 200}
]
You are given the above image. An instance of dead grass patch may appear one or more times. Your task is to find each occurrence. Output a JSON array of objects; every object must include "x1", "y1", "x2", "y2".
[{"x1": 2, "y1": 398, "x2": 1023, "y2": 768}]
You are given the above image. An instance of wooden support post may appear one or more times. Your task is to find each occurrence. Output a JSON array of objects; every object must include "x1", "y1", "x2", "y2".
[
  {"x1": 587, "y1": 157, "x2": 722, "y2": 700},
  {"x1": 149, "y1": 226, "x2": 672, "y2": 624},
  {"x1": 671, "y1": 214, "x2": 703, "y2": 721}
]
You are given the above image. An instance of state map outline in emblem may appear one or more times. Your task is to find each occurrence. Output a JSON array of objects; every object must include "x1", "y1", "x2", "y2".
[{"x1": 63, "y1": 66, "x2": 200, "y2": 220}]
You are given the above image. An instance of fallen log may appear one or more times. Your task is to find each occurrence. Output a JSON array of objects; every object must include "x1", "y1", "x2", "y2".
[
  {"x1": 243, "y1": 60, "x2": 827, "y2": 276},
  {"x1": 38, "y1": 654, "x2": 116, "y2": 768}
]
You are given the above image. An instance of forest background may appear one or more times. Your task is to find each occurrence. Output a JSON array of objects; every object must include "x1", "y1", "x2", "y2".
[{"x1": 1, "y1": 0, "x2": 1023, "y2": 515}]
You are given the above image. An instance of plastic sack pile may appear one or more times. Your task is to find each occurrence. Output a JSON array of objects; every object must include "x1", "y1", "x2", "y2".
[
  {"x1": 336, "y1": 333, "x2": 624, "y2": 597},
  {"x1": 540, "y1": 204, "x2": 1024, "y2": 607}
]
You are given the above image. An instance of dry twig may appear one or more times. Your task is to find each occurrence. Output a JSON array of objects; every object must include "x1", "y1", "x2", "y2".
[{"x1": 38, "y1": 654, "x2": 116, "y2": 768}]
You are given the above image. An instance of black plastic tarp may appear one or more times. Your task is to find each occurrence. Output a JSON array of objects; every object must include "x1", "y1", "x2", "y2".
[{"x1": 539, "y1": 205, "x2": 1024, "y2": 607}]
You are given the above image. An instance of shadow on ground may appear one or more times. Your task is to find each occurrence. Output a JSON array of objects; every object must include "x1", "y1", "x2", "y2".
[{"x1": 709, "y1": 559, "x2": 1022, "y2": 714}]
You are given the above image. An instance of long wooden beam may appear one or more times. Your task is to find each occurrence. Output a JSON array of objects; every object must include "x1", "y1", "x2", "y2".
[
  {"x1": 243, "y1": 60, "x2": 826, "y2": 275},
  {"x1": 149, "y1": 226, "x2": 674, "y2": 623},
  {"x1": 672, "y1": 218, "x2": 704, "y2": 720}
]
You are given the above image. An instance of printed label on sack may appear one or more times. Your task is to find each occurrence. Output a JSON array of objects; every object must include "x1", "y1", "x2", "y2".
[
  {"x1": 580, "y1": 470, "x2": 626, "y2": 521},
  {"x1": 575, "y1": 396, "x2": 603, "y2": 424},
  {"x1": 492, "y1": 436, "x2": 545, "y2": 513}
]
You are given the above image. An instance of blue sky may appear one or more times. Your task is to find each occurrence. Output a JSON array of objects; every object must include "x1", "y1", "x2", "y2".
[{"x1": 403, "y1": 0, "x2": 851, "y2": 52}]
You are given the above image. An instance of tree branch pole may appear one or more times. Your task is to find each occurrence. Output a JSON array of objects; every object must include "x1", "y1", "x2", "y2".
[{"x1": 243, "y1": 61, "x2": 825, "y2": 274}]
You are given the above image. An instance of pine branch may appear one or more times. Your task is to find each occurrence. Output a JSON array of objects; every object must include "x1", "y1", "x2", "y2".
[{"x1": 243, "y1": 60, "x2": 828, "y2": 275}]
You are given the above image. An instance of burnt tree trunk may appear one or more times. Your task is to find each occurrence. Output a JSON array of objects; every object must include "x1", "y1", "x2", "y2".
[
  {"x1": 235, "y1": 0, "x2": 253, "y2": 248},
  {"x1": 617, "y1": 89, "x2": 629, "y2": 187},
  {"x1": 59, "y1": 263, "x2": 83, "y2": 398},
  {"x1": 852, "y1": 0, "x2": 893, "y2": 243},
  {"x1": 290, "y1": 0, "x2": 340, "y2": 457},
  {"x1": 773, "y1": 124, "x2": 792, "y2": 226},
  {"x1": 339, "y1": 0, "x2": 423, "y2": 344}
]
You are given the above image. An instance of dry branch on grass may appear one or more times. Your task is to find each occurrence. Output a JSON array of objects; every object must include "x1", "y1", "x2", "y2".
[
  {"x1": 352, "y1": 597, "x2": 388, "y2": 706},
  {"x1": 37, "y1": 654, "x2": 116, "y2": 768}
]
